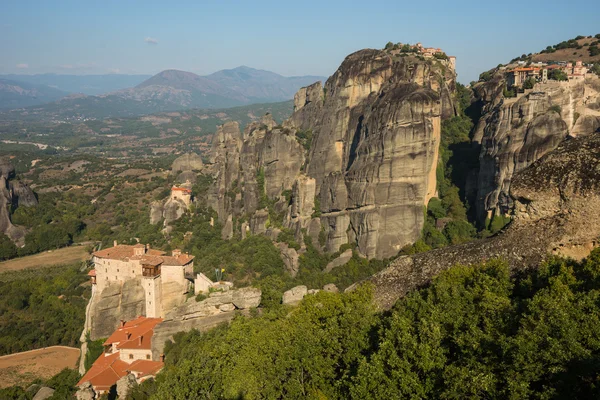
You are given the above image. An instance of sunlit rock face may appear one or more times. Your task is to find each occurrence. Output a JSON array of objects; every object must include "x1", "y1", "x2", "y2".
[
  {"x1": 472, "y1": 74, "x2": 600, "y2": 222},
  {"x1": 207, "y1": 49, "x2": 457, "y2": 259}
]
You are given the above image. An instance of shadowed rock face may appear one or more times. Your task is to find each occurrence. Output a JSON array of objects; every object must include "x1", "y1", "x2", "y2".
[
  {"x1": 360, "y1": 133, "x2": 600, "y2": 309},
  {"x1": 206, "y1": 49, "x2": 456, "y2": 259},
  {"x1": 473, "y1": 74, "x2": 600, "y2": 222},
  {"x1": 0, "y1": 161, "x2": 37, "y2": 244}
]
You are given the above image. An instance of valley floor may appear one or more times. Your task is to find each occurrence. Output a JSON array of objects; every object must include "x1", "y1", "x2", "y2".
[
  {"x1": 0, "y1": 245, "x2": 89, "y2": 273},
  {"x1": 0, "y1": 346, "x2": 80, "y2": 388}
]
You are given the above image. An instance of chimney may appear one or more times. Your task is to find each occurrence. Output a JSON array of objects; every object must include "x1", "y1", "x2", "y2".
[
  {"x1": 120, "y1": 320, "x2": 126, "y2": 327},
  {"x1": 145, "y1": 244, "x2": 150, "y2": 253},
  {"x1": 138, "y1": 336, "x2": 143, "y2": 346},
  {"x1": 126, "y1": 332, "x2": 131, "y2": 340},
  {"x1": 160, "y1": 354, "x2": 165, "y2": 362},
  {"x1": 114, "y1": 240, "x2": 118, "y2": 247},
  {"x1": 172, "y1": 249, "x2": 181, "y2": 257}
]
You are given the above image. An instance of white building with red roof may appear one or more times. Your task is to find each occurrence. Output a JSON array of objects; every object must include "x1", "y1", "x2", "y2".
[
  {"x1": 91, "y1": 243, "x2": 194, "y2": 317},
  {"x1": 77, "y1": 317, "x2": 164, "y2": 395}
]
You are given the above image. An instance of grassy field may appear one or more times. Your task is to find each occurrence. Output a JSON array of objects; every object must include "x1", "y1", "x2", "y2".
[
  {"x1": 0, "y1": 346, "x2": 80, "y2": 388},
  {"x1": 0, "y1": 245, "x2": 90, "y2": 274}
]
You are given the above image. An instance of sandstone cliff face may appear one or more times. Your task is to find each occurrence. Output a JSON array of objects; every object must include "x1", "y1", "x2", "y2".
[
  {"x1": 207, "y1": 50, "x2": 456, "y2": 259},
  {"x1": 88, "y1": 280, "x2": 146, "y2": 339},
  {"x1": 360, "y1": 133, "x2": 600, "y2": 308},
  {"x1": 473, "y1": 74, "x2": 600, "y2": 221},
  {"x1": 0, "y1": 161, "x2": 37, "y2": 244}
]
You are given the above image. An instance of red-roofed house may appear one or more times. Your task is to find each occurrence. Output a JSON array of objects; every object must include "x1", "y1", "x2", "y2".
[
  {"x1": 77, "y1": 317, "x2": 164, "y2": 395},
  {"x1": 91, "y1": 243, "x2": 194, "y2": 317}
]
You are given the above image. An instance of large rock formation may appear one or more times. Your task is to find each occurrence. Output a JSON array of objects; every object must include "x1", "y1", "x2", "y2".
[
  {"x1": 359, "y1": 133, "x2": 600, "y2": 309},
  {"x1": 472, "y1": 72, "x2": 600, "y2": 222},
  {"x1": 88, "y1": 280, "x2": 146, "y2": 339},
  {"x1": 0, "y1": 160, "x2": 37, "y2": 245},
  {"x1": 172, "y1": 152, "x2": 204, "y2": 173},
  {"x1": 205, "y1": 50, "x2": 457, "y2": 259}
]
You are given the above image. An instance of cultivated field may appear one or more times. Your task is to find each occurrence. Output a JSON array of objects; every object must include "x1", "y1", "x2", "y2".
[
  {"x1": 0, "y1": 346, "x2": 80, "y2": 388},
  {"x1": 0, "y1": 245, "x2": 90, "y2": 273}
]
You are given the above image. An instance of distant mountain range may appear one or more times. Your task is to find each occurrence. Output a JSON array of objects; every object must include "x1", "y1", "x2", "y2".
[
  {"x1": 0, "y1": 73, "x2": 151, "y2": 96},
  {"x1": 0, "y1": 67, "x2": 325, "y2": 117},
  {"x1": 0, "y1": 79, "x2": 69, "y2": 109}
]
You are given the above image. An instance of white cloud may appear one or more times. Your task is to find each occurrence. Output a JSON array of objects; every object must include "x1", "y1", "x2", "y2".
[
  {"x1": 144, "y1": 37, "x2": 158, "y2": 45},
  {"x1": 16, "y1": 63, "x2": 28, "y2": 69},
  {"x1": 108, "y1": 68, "x2": 121, "y2": 74}
]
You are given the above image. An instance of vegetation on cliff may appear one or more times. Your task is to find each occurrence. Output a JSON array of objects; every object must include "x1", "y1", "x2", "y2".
[{"x1": 113, "y1": 250, "x2": 600, "y2": 399}]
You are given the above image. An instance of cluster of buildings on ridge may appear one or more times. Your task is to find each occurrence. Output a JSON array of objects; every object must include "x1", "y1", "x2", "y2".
[
  {"x1": 506, "y1": 60, "x2": 589, "y2": 87},
  {"x1": 80, "y1": 240, "x2": 230, "y2": 396},
  {"x1": 77, "y1": 317, "x2": 164, "y2": 395},
  {"x1": 387, "y1": 42, "x2": 457, "y2": 70}
]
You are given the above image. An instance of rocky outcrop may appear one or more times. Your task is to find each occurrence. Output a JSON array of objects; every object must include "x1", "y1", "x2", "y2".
[
  {"x1": 88, "y1": 280, "x2": 146, "y2": 340},
  {"x1": 172, "y1": 153, "x2": 204, "y2": 173},
  {"x1": 324, "y1": 248, "x2": 353, "y2": 272},
  {"x1": 473, "y1": 73, "x2": 600, "y2": 221},
  {"x1": 75, "y1": 383, "x2": 96, "y2": 400},
  {"x1": 206, "y1": 50, "x2": 456, "y2": 260},
  {"x1": 282, "y1": 285, "x2": 308, "y2": 305},
  {"x1": 116, "y1": 373, "x2": 138, "y2": 399},
  {"x1": 0, "y1": 161, "x2": 37, "y2": 245},
  {"x1": 32, "y1": 387, "x2": 55, "y2": 400},
  {"x1": 358, "y1": 133, "x2": 600, "y2": 309}
]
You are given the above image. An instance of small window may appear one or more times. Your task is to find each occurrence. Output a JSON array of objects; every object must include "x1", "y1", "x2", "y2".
[
  {"x1": 148, "y1": 292, "x2": 151, "y2": 295},
  {"x1": 129, "y1": 354, "x2": 133, "y2": 360},
  {"x1": 149, "y1": 301, "x2": 152, "y2": 304},
  {"x1": 105, "y1": 268, "x2": 107, "y2": 273},
  {"x1": 146, "y1": 355, "x2": 151, "y2": 360},
  {"x1": 117, "y1": 269, "x2": 119, "y2": 272}
]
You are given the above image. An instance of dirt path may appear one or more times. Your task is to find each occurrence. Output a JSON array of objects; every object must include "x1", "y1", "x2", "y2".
[
  {"x1": 0, "y1": 346, "x2": 80, "y2": 388},
  {"x1": 0, "y1": 245, "x2": 90, "y2": 273}
]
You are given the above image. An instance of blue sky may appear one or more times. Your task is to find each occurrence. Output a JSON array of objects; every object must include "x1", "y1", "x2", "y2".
[{"x1": 1, "y1": 0, "x2": 599, "y2": 83}]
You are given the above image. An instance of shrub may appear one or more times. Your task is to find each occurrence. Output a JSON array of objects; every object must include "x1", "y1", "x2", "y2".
[{"x1": 549, "y1": 104, "x2": 562, "y2": 115}]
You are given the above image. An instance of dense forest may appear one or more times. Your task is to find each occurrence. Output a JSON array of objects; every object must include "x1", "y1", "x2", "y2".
[
  {"x1": 0, "y1": 264, "x2": 90, "y2": 355},
  {"x1": 144, "y1": 250, "x2": 600, "y2": 399}
]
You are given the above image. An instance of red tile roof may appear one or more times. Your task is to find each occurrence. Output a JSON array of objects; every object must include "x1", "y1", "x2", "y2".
[
  {"x1": 78, "y1": 317, "x2": 165, "y2": 391},
  {"x1": 104, "y1": 317, "x2": 163, "y2": 350},
  {"x1": 92, "y1": 244, "x2": 193, "y2": 266},
  {"x1": 129, "y1": 360, "x2": 164, "y2": 378},
  {"x1": 93, "y1": 244, "x2": 165, "y2": 260},
  {"x1": 77, "y1": 352, "x2": 129, "y2": 391}
]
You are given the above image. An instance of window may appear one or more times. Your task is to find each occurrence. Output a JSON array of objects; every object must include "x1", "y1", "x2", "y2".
[
  {"x1": 117, "y1": 269, "x2": 119, "y2": 272},
  {"x1": 105, "y1": 269, "x2": 107, "y2": 273},
  {"x1": 149, "y1": 292, "x2": 151, "y2": 295},
  {"x1": 129, "y1": 354, "x2": 133, "y2": 360},
  {"x1": 146, "y1": 355, "x2": 151, "y2": 360}
]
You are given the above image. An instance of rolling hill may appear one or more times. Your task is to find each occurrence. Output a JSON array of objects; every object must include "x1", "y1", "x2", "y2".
[
  {"x1": 0, "y1": 79, "x2": 69, "y2": 109},
  {"x1": 0, "y1": 67, "x2": 325, "y2": 120}
]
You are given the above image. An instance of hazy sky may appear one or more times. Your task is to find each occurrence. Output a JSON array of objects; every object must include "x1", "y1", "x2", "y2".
[{"x1": 2, "y1": 0, "x2": 599, "y2": 83}]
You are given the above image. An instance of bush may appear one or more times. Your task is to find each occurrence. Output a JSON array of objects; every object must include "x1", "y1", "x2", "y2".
[
  {"x1": 549, "y1": 104, "x2": 562, "y2": 115},
  {"x1": 522, "y1": 77, "x2": 536, "y2": 89},
  {"x1": 548, "y1": 68, "x2": 568, "y2": 81}
]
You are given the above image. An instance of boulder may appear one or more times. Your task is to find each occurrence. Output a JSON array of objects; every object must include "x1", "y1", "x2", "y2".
[
  {"x1": 324, "y1": 249, "x2": 353, "y2": 272},
  {"x1": 232, "y1": 287, "x2": 261, "y2": 309},
  {"x1": 76, "y1": 382, "x2": 96, "y2": 400},
  {"x1": 277, "y1": 243, "x2": 300, "y2": 277},
  {"x1": 172, "y1": 153, "x2": 203, "y2": 172},
  {"x1": 282, "y1": 285, "x2": 308, "y2": 305},
  {"x1": 116, "y1": 373, "x2": 138, "y2": 399},
  {"x1": 32, "y1": 387, "x2": 54, "y2": 400},
  {"x1": 323, "y1": 283, "x2": 339, "y2": 293},
  {"x1": 219, "y1": 303, "x2": 236, "y2": 312}
]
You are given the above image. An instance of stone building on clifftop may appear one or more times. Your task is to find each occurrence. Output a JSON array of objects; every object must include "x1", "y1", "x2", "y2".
[{"x1": 91, "y1": 243, "x2": 194, "y2": 318}]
